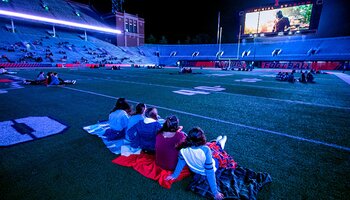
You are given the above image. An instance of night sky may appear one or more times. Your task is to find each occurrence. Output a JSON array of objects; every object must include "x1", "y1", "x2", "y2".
[
  {"x1": 74, "y1": 0, "x2": 253, "y2": 43},
  {"x1": 73, "y1": 0, "x2": 350, "y2": 44}
]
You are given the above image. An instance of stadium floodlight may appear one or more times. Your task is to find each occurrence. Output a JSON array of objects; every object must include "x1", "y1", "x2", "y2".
[{"x1": 0, "y1": 9, "x2": 121, "y2": 34}]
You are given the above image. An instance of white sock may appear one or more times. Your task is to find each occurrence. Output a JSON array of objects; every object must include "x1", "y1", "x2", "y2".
[
  {"x1": 217, "y1": 135, "x2": 227, "y2": 149},
  {"x1": 216, "y1": 135, "x2": 222, "y2": 142}
]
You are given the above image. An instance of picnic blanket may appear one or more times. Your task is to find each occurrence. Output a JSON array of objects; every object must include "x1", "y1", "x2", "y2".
[
  {"x1": 112, "y1": 153, "x2": 191, "y2": 189},
  {"x1": 188, "y1": 166, "x2": 272, "y2": 200},
  {"x1": 83, "y1": 121, "x2": 141, "y2": 155},
  {"x1": 84, "y1": 122, "x2": 271, "y2": 198}
]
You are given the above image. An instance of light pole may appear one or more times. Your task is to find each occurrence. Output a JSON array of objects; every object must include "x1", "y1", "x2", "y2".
[{"x1": 236, "y1": 25, "x2": 242, "y2": 60}]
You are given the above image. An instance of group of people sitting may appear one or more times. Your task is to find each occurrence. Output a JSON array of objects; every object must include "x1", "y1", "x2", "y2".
[
  {"x1": 275, "y1": 71, "x2": 296, "y2": 83},
  {"x1": 23, "y1": 71, "x2": 76, "y2": 85},
  {"x1": 179, "y1": 67, "x2": 192, "y2": 74},
  {"x1": 110, "y1": 66, "x2": 121, "y2": 70},
  {"x1": 299, "y1": 71, "x2": 315, "y2": 83},
  {"x1": 147, "y1": 65, "x2": 164, "y2": 69},
  {"x1": 104, "y1": 98, "x2": 240, "y2": 200},
  {"x1": 276, "y1": 70, "x2": 315, "y2": 83}
]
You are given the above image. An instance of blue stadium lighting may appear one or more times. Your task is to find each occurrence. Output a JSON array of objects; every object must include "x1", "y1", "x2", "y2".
[
  {"x1": 0, "y1": 9, "x2": 122, "y2": 34},
  {"x1": 75, "y1": 11, "x2": 81, "y2": 17}
]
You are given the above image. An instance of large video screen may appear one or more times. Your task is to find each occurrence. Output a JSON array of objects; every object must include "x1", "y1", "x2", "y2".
[{"x1": 244, "y1": 4, "x2": 313, "y2": 34}]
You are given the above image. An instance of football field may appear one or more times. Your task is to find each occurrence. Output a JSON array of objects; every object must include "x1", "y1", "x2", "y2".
[{"x1": 1, "y1": 67, "x2": 349, "y2": 200}]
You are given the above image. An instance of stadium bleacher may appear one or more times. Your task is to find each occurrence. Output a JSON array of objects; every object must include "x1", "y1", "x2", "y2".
[
  {"x1": 0, "y1": 20, "x2": 154, "y2": 66},
  {"x1": 152, "y1": 36, "x2": 350, "y2": 66}
]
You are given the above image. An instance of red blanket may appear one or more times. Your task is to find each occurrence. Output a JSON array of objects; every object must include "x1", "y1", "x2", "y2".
[{"x1": 112, "y1": 153, "x2": 191, "y2": 189}]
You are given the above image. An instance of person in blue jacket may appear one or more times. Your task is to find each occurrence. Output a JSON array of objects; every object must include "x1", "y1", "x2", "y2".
[{"x1": 127, "y1": 107, "x2": 162, "y2": 153}]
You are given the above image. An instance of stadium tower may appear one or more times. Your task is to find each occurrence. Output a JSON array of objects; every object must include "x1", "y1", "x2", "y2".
[{"x1": 99, "y1": 0, "x2": 145, "y2": 46}]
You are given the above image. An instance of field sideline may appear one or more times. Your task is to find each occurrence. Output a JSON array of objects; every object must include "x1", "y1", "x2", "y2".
[{"x1": 1, "y1": 67, "x2": 349, "y2": 200}]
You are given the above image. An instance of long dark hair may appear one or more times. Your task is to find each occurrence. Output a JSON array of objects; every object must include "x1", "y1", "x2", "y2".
[
  {"x1": 110, "y1": 98, "x2": 131, "y2": 114},
  {"x1": 132, "y1": 103, "x2": 146, "y2": 116},
  {"x1": 145, "y1": 107, "x2": 158, "y2": 120},
  {"x1": 177, "y1": 127, "x2": 206, "y2": 150},
  {"x1": 159, "y1": 115, "x2": 179, "y2": 133}
]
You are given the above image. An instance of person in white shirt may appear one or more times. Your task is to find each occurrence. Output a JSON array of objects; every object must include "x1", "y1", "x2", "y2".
[{"x1": 103, "y1": 98, "x2": 131, "y2": 141}]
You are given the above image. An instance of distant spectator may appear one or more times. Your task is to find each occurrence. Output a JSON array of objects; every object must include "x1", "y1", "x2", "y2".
[
  {"x1": 288, "y1": 72, "x2": 295, "y2": 83},
  {"x1": 49, "y1": 73, "x2": 60, "y2": 85},
  {"x1": 0, "y1": 66, "x2": 16, "y2": 75},
  {"x1": 23, "y1": 71, "x2": 47, "y2": 85},
  {"x1": 111, "y1": 66, "x2": 121, "y2": 70},
  {"x1": 299, "y1": 72, "x2": 307, "y2": 83},
  {"x1": 36, "y1": 71, "x2": 46, "y2": 81},
  {"x1": 179, "y1": 67, "x2": 192, "y2": 74},
  {"x1": 306, "y1": 72, "x2": 315, "y2": 83},
  {"x1": 343, "y1": 64, "x2": 347, "y2": 73},
  {"x1": 46, "y1": 72, "x2": 53, "y2": 84},
  {"x1": 49, "y1": 72, "x2": 76, "y2": 85},
  {"x1": 0, "y1": 66, "x2": 8, "y2": 74}
]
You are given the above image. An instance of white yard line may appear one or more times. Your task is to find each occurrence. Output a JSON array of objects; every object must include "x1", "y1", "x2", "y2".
[
  {"x1": 329, "y1": 72, "x2": 350, "y2": 86},
  {"x1": 62, "y1": 86, "x2": 350, "y2": 152},
  {"x1": 80, "y1": 76, "x2": 350, "y2": 110},
  {"x1": 60, "y1": 70, "x2": 347, "y2": 94},
  {"x1": 14, "y1": 72, "x2": 350, "y2": 110}
]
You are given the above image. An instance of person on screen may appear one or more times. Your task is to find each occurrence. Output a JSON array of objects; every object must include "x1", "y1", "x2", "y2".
[{"x1": 272, "y1": 10, "x2": 290, "y2": 32}]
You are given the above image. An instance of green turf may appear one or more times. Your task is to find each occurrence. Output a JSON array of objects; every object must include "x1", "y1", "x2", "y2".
[{"x1": 1, "y1": 67, "x2": 349, "y2": 200}]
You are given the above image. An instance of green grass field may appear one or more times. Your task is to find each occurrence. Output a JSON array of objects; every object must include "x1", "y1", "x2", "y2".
[{"x1": 1, "y1": 67, "x2": 349, "y2": 200}]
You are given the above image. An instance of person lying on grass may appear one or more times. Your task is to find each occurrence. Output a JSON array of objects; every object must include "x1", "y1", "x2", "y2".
[
  {"x1": 23, "y1": 71, "x2": 47, "y2": 85},
  {"x1": 0, "y1": 66, "x2": 17, "y2": 74},
  {"x1": 155, "y1": 115, "x2": 186, "y2": 171},
  {"x1": 49, "y1": 72, "x2": 76, "y2": 85},
  {"x1": 166, "y1": 127, "x2": 237, "y2": 200}
]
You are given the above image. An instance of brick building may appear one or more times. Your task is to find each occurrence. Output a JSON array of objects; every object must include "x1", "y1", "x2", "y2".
[{"x1": 115, "y1": 12, "x2": 145, "y2": 47}]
